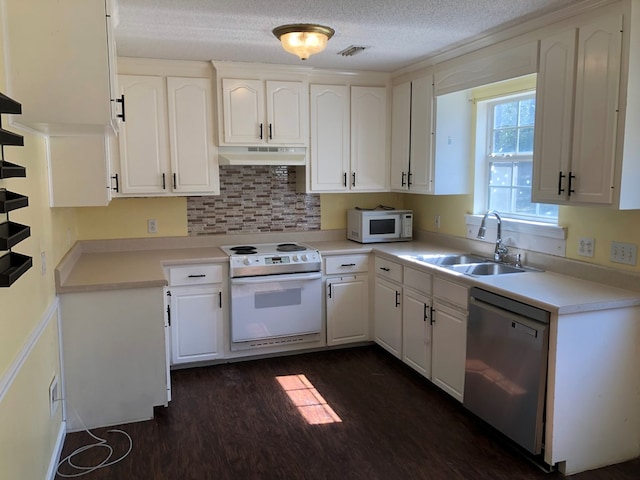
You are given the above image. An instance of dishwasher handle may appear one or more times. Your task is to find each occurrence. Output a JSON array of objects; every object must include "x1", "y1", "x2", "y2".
[{"x1": 469, "y1": 296, "x2": 549, "y2": 333}]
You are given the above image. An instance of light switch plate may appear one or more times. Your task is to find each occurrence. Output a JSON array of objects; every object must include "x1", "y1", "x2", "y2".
[{"x1": 610, "y1": 241, "x2": 637, "y2": 265}]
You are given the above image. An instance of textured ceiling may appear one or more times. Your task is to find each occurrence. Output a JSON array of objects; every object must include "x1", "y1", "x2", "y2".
[{"x1": 114, "y1": 0, "x2": 583, "y2": 72}]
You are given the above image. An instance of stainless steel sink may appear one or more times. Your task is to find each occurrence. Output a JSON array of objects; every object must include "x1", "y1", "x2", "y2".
[
  {"x1": 411, "y1": 253, "x2": 486, "y2": 266},
  {"x1": 449, "y1": 262, "x2": 526, "y2": 275}
]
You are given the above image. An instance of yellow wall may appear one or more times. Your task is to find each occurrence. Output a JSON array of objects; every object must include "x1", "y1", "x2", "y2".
[
  {"x1": 0, "y1": 7, "x2": 78, "y2": 477},
  {"x1": 76, "y1": 197, "x2": 187, "y2": 240}
]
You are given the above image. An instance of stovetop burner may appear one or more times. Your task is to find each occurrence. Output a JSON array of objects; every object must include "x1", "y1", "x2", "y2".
[
  {"x1": 229, "y1": 245, "x2": 257, "y2": 254},
  {"x1": 277, "y1": 243, "x2": 307, "y2": 252}
]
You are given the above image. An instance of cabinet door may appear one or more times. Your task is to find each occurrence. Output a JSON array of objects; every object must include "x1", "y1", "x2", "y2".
[
  {"x1": 326, "y1": 275, "x2": 369, "y2": 346},
  {"x1": 390, "y1": 81, "x2": 411, "y2": 191},
  {"x1": 570, "y1": 14, "x2": 622, "y2": 205},
  {"x1": 266, "y1": 81, "x2": 307, "y2": 145},
  {"x1": 221, "y1": 79, "x2": 264, "y2": 144},
  {"x1": 432, "y1": 90, "x2": 471, "y2": 194},
  {"x1": 310, "y1": 85, "x2": 350, "y2": 191},
  {"x1": 48, "y1": 135, "x2": 112, "y2": 207},
  {"x1": 170, "y1": 286, "x2": 223, "y2": 364},
  {"x1": 351, "y1": 86, "x2": 388, "y2": 191},
  {"x1": 118, "y1": 75, "x2": 169, "y2": 195},
  {"x1": 374, "y1": 277, "x2": 402, "y2": 358},
  {"x1": 532, "y1": 29, "x2": 576, "y2": 204},
  {"x1": 167, "y1": 77, "x2": 220, "y2": 195},
  {"x1": 4, "y1": 0, "x2": 112, "y2": 131},
  {"x1": 408, "y1": 75, "x2": 434, "y2": 194},
  {"x1": 432, "y1": 301, "x2": 467, "y2": 402},
  {"x1": 402, "y1": 289, "x2": 432, "y2": 378}
]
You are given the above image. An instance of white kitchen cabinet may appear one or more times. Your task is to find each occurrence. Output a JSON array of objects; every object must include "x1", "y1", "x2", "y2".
[
  {"x1": 309, "y1": 85, "x2": 350, "y2": 191},
  {"x1": 117, "y1": 75, "x2": 219, "y2": 196},
  {"x1": 47, "y1": 135, "x2": 115, "y2": 207},
  {"x1": 391, "y1": 75, "x2": 433, "y2": 194},
  {"x1": 2, "y1": 0, "x2": 119, "y2": 133},
  {"x1": 324, "y1": 254, "x2": 370, "y2": 346},
  {"x1": 60, "y1": 287, "x2": 169, "y2": 430},
  {"x1": 532, "y1": 14, "x2": 623, "y2": 206},
  {"x1": 309, "y1": 85, "x2": 388, "y2": 192},
  {"x1": 168, "y1": 286, "x2": 223, "y2": 364},
  {"x1": 221, "y1": 79, "x2": 307, "y2": 145},
  {"x1": 402, "y1": 267, "x2": 433, "y2": 378},
  {"x1": 166, "y1": 264, "x2": 225, "y2": 365},
  {"x1": 373, "y1": 257, "x2": 403, "y2": 358},
  {"x1": 350, "y1": 86, "x2": 389, "y2": 191},
  {"x1": 431, "y1": 276, "x2": 468, "y2": 402}
]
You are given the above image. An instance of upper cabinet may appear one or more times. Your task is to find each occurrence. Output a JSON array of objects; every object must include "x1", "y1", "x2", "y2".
[
  {"x1": 391, "y1": 72, "x2": 469, "y2": 195},
  {"x1": 220, "y1": 79, "x2": 307, "y2": 146},
  {"x1": 532, "y1": 12, "x2": 636, "y2": 208},
  {"x1": 2, "y1": 0, "x2": 120, "y2": 134},
  {"x1": 116, "y1": 74, "x2": 219, "y2": 196},
  {"x1": 309, "y1": 84, "x2": 388, "y2": 192}
]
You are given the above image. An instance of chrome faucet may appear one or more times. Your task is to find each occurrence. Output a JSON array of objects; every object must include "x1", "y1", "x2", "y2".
[{"x1": 477, "y1": 210, "x2": 509, "y2": 262}]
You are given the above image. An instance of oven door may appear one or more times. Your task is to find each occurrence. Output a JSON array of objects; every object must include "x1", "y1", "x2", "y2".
[{"x1": 230, "y1": 272, "x2": 322, "y2": 343}]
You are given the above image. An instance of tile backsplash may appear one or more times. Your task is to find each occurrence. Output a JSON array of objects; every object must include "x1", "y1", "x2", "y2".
[{"x1": 187, "y1": 166, "x2": 320, "y2": 235}]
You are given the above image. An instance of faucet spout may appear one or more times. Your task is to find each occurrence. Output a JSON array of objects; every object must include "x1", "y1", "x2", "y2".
[{"x1": 477, "y1": 210, "x2": 508, "y2": 262}]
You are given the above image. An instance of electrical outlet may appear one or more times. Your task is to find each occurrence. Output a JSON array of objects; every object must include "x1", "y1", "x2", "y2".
[
  {"x1": 147, "y1": 219, "x2": 158, "y2": 234},
  {"x1": 578, "y1": 237, "x2": 594, "y2": 257},
  {"x1": 610, "y1": 241, "x2": 637, "y2": 265},
  {"x1": 40, "y1": 251, "x2": 46, "y2": 275},
  {"x1": 434, "y1": 215, "x2": 441, "y2": 229},
  {"x1": 49, "y1": 375, "x2": 60, "y2": 417}
]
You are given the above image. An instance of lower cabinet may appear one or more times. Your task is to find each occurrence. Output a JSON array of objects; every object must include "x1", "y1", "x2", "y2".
[
  {"x1": 373, "y1": 257, "x2": 403, "y2": 358},
  {"x1": 402, "y1": 267, "x2": 433, "y2": 379},
  {"x1": 431, "y1": 277, "x2": 469, "y2": 402},
  {"x1": 324, "y1": 254, "x2": 370, "y2": 346},
  {"x1": 59, "y1": 287, "x2": 169, "y2": 430},
  {"x1": 165, "y1": 263, "x2": 226, "y2": 365},
  {"x1": 168, "y1": 285, "x2": 224, "y2": 364}
]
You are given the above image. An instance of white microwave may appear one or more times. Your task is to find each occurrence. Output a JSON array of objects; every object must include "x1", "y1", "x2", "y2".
[{"x1": 347, "y1": 209, "x2": 413, "y2": 243}]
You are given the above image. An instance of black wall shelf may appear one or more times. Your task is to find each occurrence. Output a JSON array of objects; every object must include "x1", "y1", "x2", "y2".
[
  {"x1": 0, "y1": 92, "x2": 30, "y2": 287},
  {"x1": 0, "y1": 221, "x2": 30, "y2": 250},
  {"x1": 0, "y1": 190, "x2": 28, "y2": 213},
  {"x1": 0, "y1": 252, "x2": 32, "y2": 287},
  {"x1": 0, "y1": 160, "x2": 26, "y2": 178}
]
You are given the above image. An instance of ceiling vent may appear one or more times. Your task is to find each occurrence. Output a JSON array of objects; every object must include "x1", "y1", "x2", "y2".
[{"x1": 338, "y1": 45, "x2": 366, "y2": 57}]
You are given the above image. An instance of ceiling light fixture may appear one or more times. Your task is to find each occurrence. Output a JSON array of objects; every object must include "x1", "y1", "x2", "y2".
[{"x1": 272, "y1": 24, "x2": 335, "y2": 60}]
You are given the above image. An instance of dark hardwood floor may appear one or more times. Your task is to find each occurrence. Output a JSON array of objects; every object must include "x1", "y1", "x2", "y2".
[{"x1": 56, "y1": 346, "x2": 640, "y2": 479}]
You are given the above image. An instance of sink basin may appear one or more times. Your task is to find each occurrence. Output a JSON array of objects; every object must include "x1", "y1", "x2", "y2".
[
  {"x1": 449, "y1": 262, "x2": 526, "y2": 276},
  {"x1": 411, "y1": 253, "x2": 486, "y2": 266}
]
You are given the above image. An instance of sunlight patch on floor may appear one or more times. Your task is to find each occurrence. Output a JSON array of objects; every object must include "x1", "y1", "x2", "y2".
[{"x1": 276, "y1": 374, "x2": 342, "y2": 425}]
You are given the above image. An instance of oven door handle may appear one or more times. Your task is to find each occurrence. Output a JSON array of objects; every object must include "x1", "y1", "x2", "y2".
[{"x1": 231, "y1": 272, "x2": 321, "y2": 285}]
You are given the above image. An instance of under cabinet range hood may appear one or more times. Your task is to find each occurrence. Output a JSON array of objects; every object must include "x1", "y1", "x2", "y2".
[{"x1": 218, "y1": 146, "x2": 306, "y2": 166}]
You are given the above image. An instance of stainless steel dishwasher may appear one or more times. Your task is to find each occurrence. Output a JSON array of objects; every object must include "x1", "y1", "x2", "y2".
[{"x1": 464, "y1": 287, "x2": 550, "y2": 455}]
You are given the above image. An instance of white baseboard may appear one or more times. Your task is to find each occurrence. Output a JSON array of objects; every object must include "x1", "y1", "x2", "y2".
[{"x1": 46, "y1": 420, "x2": 66, "y2": 480}]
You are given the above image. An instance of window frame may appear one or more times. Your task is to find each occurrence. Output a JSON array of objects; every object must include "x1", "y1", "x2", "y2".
[{"x1": 475, "y1": 90, "x2": 558, "y2": 224}]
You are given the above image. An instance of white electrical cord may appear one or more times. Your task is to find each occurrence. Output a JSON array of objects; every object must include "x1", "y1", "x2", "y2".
[{"x1": 56, "y1": 407, "x2": 133, "y2": 478}]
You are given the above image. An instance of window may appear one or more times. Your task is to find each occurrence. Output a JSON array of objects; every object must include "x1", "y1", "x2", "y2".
[{"x1": 476, "y1": 92, "x2": 558, "y2": 222}]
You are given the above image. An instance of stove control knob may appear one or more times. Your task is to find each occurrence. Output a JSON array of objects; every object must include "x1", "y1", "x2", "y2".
[
  {"x1": 243, "y1": 257, "x2": 251, "y2": 265},
  {"x1": 292, "y1": 255, "x2": 299, "y2": 262},
  {"x1": 301, "y1": 254, "x2": 308, "y2": 261}
]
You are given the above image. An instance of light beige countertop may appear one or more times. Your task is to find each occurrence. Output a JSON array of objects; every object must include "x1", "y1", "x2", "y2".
[{"x1": 56, "y1": 234, "x2": 640, "y2": 315}]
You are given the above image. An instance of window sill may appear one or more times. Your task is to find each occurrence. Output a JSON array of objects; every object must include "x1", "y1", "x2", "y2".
[{"x1": 465, "y1": 214, "x2": 566, "y2": 257}]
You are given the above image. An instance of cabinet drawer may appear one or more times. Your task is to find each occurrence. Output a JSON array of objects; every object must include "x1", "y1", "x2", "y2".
[
  {"x1": 374, "y1": 256, "x2": 403, "y2": 283},
  {"x1": 324, "y1": 254, "x2": 369, "y2": 275},
  {"x1": 168, "y1": 264, "x2": 223, "y2": 286},
  {"x1": 433, "y1": 277, "x2": 468, "y2": 309},
  {"x1": 403, "y1": 267, "x2": 432, "y2": 294}
]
